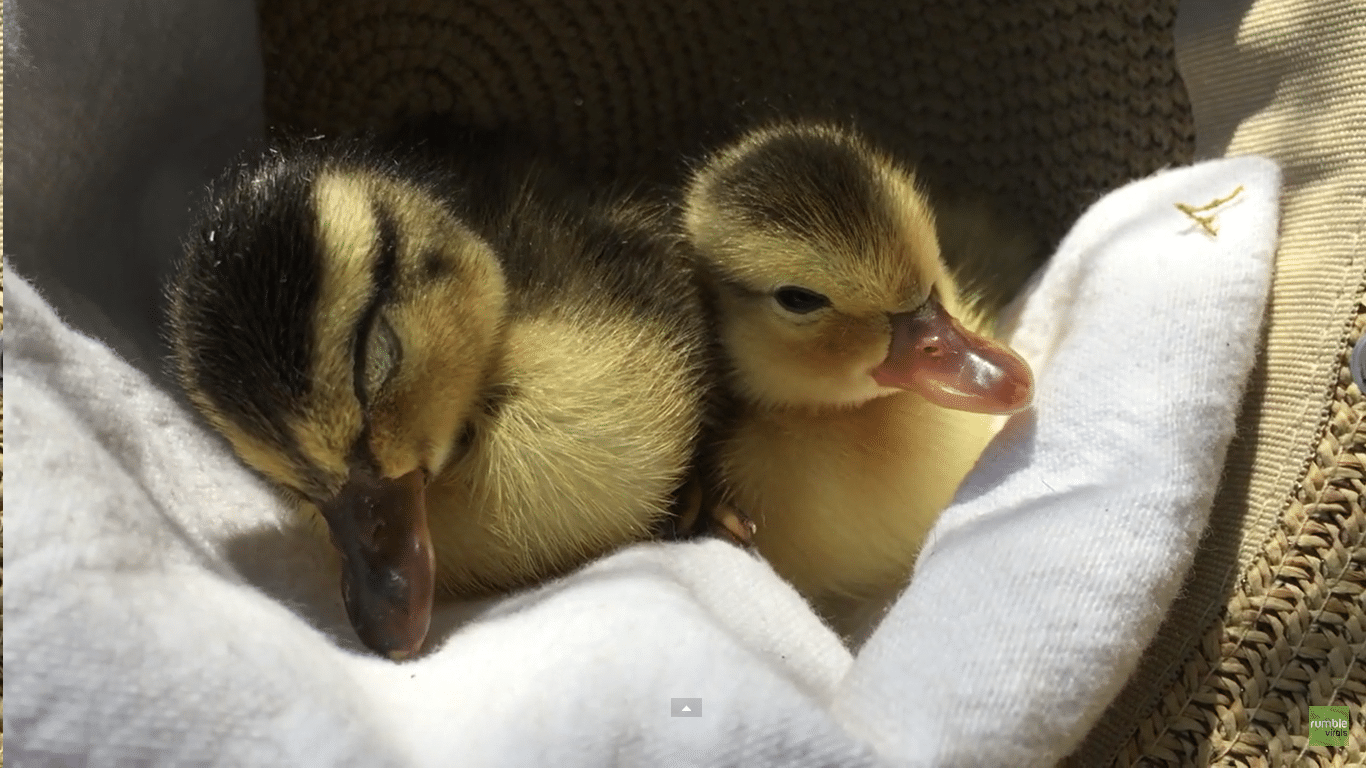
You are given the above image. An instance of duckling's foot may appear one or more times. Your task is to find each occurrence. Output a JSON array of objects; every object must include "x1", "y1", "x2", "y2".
[{"x1": 712, "y1": 502, "x2": 757, "y2": 549}]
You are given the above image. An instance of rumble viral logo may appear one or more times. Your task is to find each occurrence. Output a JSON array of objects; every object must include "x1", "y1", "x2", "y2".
[{"x1": 1307, "y1": 706, "x2": 1350, "y2": 748}]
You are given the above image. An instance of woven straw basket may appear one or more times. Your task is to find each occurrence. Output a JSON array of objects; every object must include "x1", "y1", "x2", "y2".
[{"x1": 257, "y1": 0, "x2": 1364, "y2": 764}]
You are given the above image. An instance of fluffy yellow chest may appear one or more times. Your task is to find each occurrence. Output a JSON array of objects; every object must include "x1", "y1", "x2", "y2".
[
  {"x1": 724, "y1": 393, "x2": 994, "y2": 619},
  {"x1": 419, "y1": 311, "x2": 704, "y2": 597}
]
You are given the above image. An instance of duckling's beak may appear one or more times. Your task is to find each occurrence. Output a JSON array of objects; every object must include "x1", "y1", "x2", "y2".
[
  {"x1": 316, "y1": 467, "x2": 434, "y2": 660},
  {"x1": 873, "y1": 296, "x2": 1034, "y2": 414}
]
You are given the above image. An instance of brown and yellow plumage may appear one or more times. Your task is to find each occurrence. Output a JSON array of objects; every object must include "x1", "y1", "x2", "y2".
[{"x1": 168, "y1": 126, "x2": 713, "y2": 657}]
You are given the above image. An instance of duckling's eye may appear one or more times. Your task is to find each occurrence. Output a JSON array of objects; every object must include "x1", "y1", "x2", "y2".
[
  {"x1": 773, "y1": 286, "x2": 831, "y2": 314},
  {"x1": 361, "y1": 315, "x2": 402, "y2": 401},
  {"x1": 455, "y1": 421, "x2": 475, "y2": 458}
]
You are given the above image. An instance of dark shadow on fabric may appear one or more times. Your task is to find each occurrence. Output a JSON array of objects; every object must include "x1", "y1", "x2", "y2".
[{"x1": 220, "y1": 525, "x2": 571, "y2": 659}]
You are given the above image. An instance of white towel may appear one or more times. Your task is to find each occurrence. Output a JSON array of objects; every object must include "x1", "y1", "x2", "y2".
[
  {"x1": 838, "y1": 161, "x2": 1279, "y2": 766},
  {"x1": 3, "y1": 0, "x2": 1281, "y2": 764}
]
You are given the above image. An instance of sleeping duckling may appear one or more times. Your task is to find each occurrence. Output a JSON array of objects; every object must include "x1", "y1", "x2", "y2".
[
  {"x1": 168, "y1": 127, "x2": 711, "y2": 658},
  {"x1": 683, "y1": 122, "x2": 1034, "y2": 641}
]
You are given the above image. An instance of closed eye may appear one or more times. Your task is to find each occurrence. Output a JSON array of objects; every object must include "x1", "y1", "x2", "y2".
[
  {"x1": 352, "y1": 201, "x2": 403, "y2": 407},
  {"x1": 357, "y1": 314, "x2": 402, "y2": 404},
  {"x1": 455, "y1": 421, "x2": 475, "y2": 458}
]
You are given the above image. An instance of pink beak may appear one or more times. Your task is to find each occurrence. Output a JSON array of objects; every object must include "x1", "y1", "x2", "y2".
[{"x1": 871, "y1": 296, "x2": 1034, "y2": 414}]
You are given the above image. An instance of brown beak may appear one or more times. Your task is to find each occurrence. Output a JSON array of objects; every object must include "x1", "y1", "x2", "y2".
[
  {"x1": 316, "y1": 466, "x2": 434, "y2": 660},
  {"x1": 872, "y1": 295, "x2": 1034, "y2": 414}
]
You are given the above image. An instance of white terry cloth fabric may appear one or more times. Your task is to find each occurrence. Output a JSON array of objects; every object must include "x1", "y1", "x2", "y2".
[
  {"x1": 4, "y1": 0, "x2": 1282, "y2": 764},
  {"x1": 4, "y1": 270, "x2": 866, "y2": 767},
  {"x1": 837, "y1": 160, "x2": 1280, "y2": 766}
]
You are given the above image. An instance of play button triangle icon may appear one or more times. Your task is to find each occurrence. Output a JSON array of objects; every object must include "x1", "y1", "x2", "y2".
[{"x1": 671, "y1": 697, "x2": 702, "y2": 716}]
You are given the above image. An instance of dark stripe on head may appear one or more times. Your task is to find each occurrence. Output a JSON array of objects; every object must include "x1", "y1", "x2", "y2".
[
  {"x1": 711, "y1": 129, "x2": 893, "y2": 261},
  {"x1": 171, "y1": 151, "x2": 324, "y2": 457}
]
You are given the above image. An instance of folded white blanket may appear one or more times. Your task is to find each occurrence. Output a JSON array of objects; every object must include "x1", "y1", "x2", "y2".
[
  {"x1": 4, "y1": 1, "x2": 1281, "y2": 765},
  {"x1": 837, "y1": 161, "x2": 1278, "y2": 766},
  {"x1": 5, "y1": 161, "x2": 1281, "y2": 766}
]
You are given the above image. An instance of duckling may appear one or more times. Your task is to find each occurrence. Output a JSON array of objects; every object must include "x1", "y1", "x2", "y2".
[
  {"x1": 683, "y1": 122, "x2": 1034, "y2": 641},
  {"x1": 168, "y1": 126, "x2": 711, "y2": 658}
]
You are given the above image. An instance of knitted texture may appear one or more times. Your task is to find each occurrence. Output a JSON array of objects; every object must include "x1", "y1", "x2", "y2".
[{"x1": 257, "y1": 0, "x2": 1194, "y2": 246}]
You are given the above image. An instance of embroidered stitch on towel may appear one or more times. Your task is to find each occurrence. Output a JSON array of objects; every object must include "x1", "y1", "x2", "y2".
[{"x1": 1175, "y1": 185, "x2": 1244, "y2": 237}]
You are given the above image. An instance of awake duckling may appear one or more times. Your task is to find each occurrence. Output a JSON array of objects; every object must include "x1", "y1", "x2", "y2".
[
  {"x1": 683, "y1": 122, "x2": 1034, "y2": 640},
  {"x1": 168, "y1": 128, "x2": 711, "y2": 658}
]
